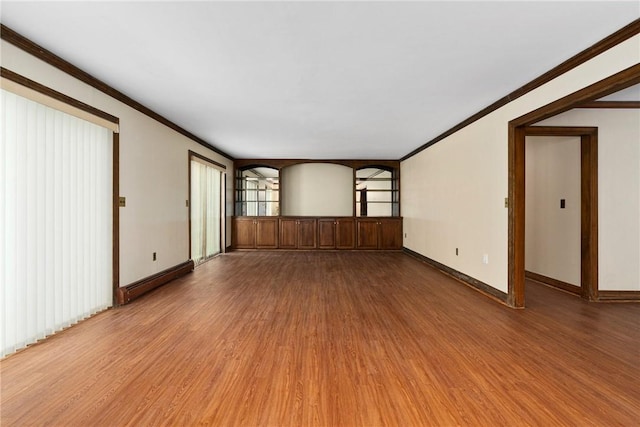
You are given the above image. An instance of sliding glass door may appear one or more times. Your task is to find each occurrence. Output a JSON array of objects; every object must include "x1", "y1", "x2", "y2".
[{"x1": 190, "y1": 156, "x2": 223, "y2": 265}]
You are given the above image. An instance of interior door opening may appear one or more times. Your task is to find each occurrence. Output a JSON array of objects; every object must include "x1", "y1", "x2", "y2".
[
  {"x1": 518, "y1": 126, "x2": 599, "y2": 305},
  {"x1": 524, "y1": 131, "x2": 593, "y2": 300}
]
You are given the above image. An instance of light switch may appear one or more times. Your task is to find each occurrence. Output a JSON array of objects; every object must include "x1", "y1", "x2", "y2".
[{"x1": 119, "y1": 197, "x2": 126, "y2": 207}]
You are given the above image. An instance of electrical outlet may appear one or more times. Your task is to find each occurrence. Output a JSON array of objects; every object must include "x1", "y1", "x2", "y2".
[
  {"x1": 119, "y1": 196, "x2": 126, "y2": 207},
  {"x1": 153, "y1": 252, "x2": 157, "y2": 261},
  {"x1": 404, "y1": 233, "x2": 407, "y2": 238},
  {"x1": 482, "y1": 254, "x2": 489, "y2": 264}
]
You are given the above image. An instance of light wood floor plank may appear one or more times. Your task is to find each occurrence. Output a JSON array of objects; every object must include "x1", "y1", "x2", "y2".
[{"x1": 1, "y1": 251, "x2": 639, "y2": 426}]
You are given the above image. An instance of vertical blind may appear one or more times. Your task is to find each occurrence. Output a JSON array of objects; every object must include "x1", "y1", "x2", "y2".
[
  {"x1": 190, "y1": 159, "x2": 222, "y2": 265},
  {"x1": 1, "y1": 89, "x2": 113, "y2": 358}
]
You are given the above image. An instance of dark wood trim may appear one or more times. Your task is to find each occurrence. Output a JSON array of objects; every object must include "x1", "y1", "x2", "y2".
[
  {"x1": 581, "y1": 132, "x2": 599, "y2": 301},
  {"x1": 525, "y1": 271, "x2": 581, "y2": 296},
  {"x1": 190, "y1": 150, "x2": 227, "y2": 170},
  {"x1": 352, "y1": 167, "x2": 357, "y2": 217},
  {"x1": 188, "y1": 153, "x2": 193, "y2": 261},
  {"x1": 116, "y1": 260, "x2": 194, "y2": 305},
  {"x1": 220, "y1": 170, "x2": 225, "y2": 255},
  {"x1": 112, "y1": 133, "x2": 120, "y2": 306},
  {"x1": 577, "y1": 101, "x2": 640, "y2": 109},
  {"x1": 235, "y1": 159, "x2": 400, "y2": 171},
  {"x1": 508, "y1": 125, "x2": 526, "y2": 308},
  {"x1": 508, "y1": 65, "x2": 640, "y2": 307},
  {"x1": 401, "y1": 19, "x2": 640, "y2": 161},
  {"x1": 403, "y1": 247, "x2": 509, "y2": 306},
  {"x1": 1, "y1": 67, "x2": 119, "y2": 125},
  {"x1": 0, "y1": 24, "x2": 233, "y2": 160},
  {"x1": 513, "y1": 64, "x2": 640, "y2": 128},
  {"x1": 522, "y1": 126, "x2": 598, "y2": 136},
  {"x1": 223, "y1": 173, "x2": 228, "y2": 253},
  {"x1": 596, "y1": 291, "x2": 640, "y2": 302}
]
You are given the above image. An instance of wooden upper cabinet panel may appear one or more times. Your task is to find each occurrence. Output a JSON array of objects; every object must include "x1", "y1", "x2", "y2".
[
  {"x1": 379, "y1": 218, "x2": 403, "y2": 250},
  {"x1": 256, "y1": 218, "x2": 279, "y2": 249},
  {"x1": 233, "y1": 218, "x2": 256, "y2": 249},
  {"x1": 297, "y1": 219, "x2": 317, "y2": 249},
  {"x1": 317, "y1": 219, "x2": 336, "y2": 249},
  {"x1": 336, "y1": 218, "x2": 355, "y2": 249},
  {"x1": 356, "y1": 219, "x2": 379, "y2": 250},
  {"x1": 279, "y1": 219, "x2": 298, "y2": 249}
]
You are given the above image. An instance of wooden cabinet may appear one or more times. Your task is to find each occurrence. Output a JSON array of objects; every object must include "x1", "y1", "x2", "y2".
[
  {"x1": 233, "y1": 217, "x2": 256, "y2": 248},
  {"x1": 378, "y1": 218, "x2": 403, "y2": 250},
  {"x1": 317, "y1": 219, "x2": 336, "y2": 249},
  {"x1": 233, "y1": 216, "x2": 400, "y2": 250},
  {"x1": 356, "y1": 218, "x2": 403, "y2": 250},
  {"x1": 356, "y1": 219, "x2": 380, "y2": 249},
  {"x1": 256, "y1": 218, "x2": 279, "y2": 248},
  {"x1": 318, "y1": 218, "x2": 355, "y2": 249},
  {"x1": 232, "y1": 217, "x2": 278, "y2": 249},
  {"x1": 279, "y1": 218, "x2": 316, "y2": 249}
]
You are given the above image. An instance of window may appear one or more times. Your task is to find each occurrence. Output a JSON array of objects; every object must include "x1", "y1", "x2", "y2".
[
  {"x1": 355, "y1": 167, "x2": 399, "y2": 217},
  {"x1": 235, "y1": 167, "x2": 279, "y2": 216},
  {"x1": 1, "y1": 88, "x2": 114, "y2": 357}
]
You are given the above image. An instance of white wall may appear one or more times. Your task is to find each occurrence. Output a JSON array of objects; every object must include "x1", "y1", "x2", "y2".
[
  {"x1": 1, "y1": 40, "x2": 234, "y2": 286},
  {"x1": 525, "y1": 136, "x2": 581, "y2": 287},
  {"x1": 535, "y1": 109, "x2": 640, "y2": 291},
  {"x1": 281, "y1": 163, "x2": 353, "y2": 216},
  {"x1": 401, "y1": 34, "x2": 639, "y2": 293}
]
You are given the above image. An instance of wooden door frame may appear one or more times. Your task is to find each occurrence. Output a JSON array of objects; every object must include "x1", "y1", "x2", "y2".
[
  {"x1": 523, "y1": 126, "x2": 598, "y2": 301},
  {"x1": 507, "y1": 64, "x2": 640, "y2": 308}
]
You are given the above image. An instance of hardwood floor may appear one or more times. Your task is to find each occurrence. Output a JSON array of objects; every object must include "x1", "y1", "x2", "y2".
[{"x1": 1, "y1": 251, "x2": 639, "y2": 426}]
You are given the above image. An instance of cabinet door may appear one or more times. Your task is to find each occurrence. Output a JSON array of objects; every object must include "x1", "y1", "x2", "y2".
[
  {"x1": 336, "y1": 218, "x2": 355, "y2": 249},
  {"x1": 356, "y1": 219, "x2": 379, "y2": 249},
  {"x1": 297, "y1": 219, "x2": 317, "y2": 249},
  {"x1": 379, "y1": 218, "x2": 403, "y2": 250},
  {"x1": 233, "y1": 218, "x2": 256, "y2": 249},
  {"x1": 256, "y1": 218, "x2": 279, "y2": 248},
  {"x1": 279, "y1": 218, "x2": 298, "y2": 249},
  {"x1": 317, "y1": 219, "x2": 336, "y2": 249}
]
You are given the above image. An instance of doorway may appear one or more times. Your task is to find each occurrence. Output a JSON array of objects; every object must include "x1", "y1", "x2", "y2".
[{"x1": 524, "y1": 127, "x2": 598, "y2": 301}]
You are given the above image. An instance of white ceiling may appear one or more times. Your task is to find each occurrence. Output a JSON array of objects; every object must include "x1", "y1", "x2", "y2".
[{"x1": 1, "y1": 1, "x2": 638, "y2": 159}]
